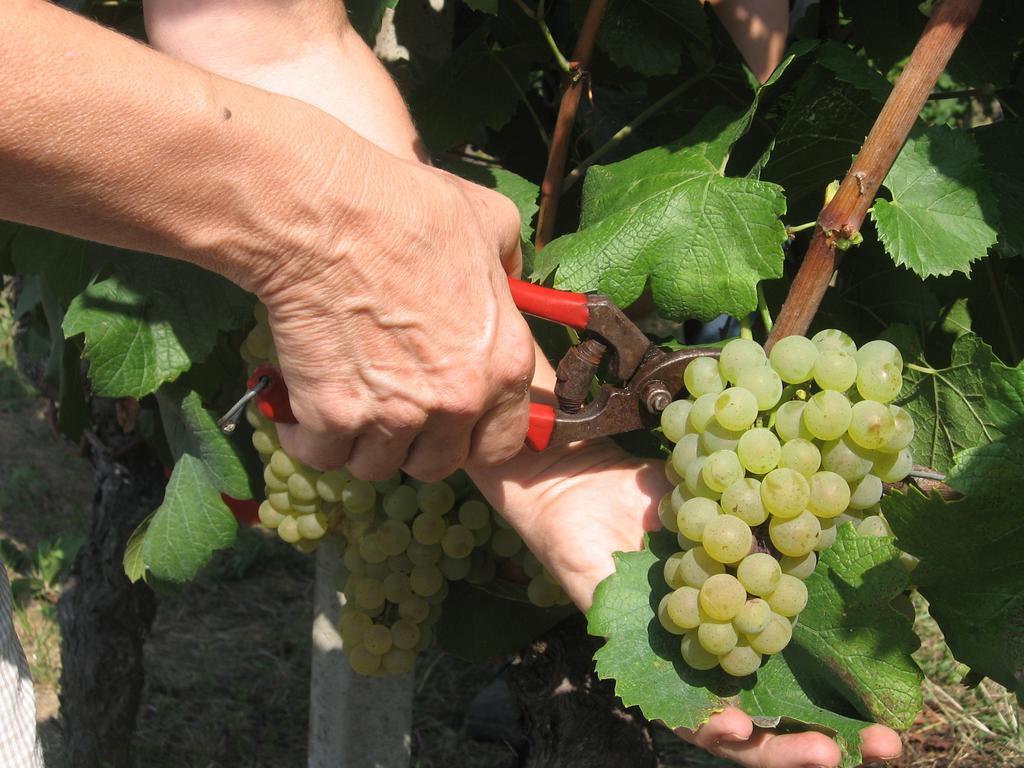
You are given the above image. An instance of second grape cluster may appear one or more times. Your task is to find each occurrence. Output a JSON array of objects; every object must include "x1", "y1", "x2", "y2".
[{"x1": 657, "y1": 331, "x2": 914, "y2": 676}]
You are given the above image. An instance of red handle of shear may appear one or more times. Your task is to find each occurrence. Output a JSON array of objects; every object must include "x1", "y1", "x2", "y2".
[{"x1": 248, "y1": 278, "x2": 591, "y2": 451}]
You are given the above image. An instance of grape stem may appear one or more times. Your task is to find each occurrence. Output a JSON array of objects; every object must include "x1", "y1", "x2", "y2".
[
  {"x1": 766, "y1": 0, "x2": 983, "y2": 349},
  {"x1": 907, "y1": 469, "x2": 947, "y2": 481},
  {"x1": 512, "y1": 0, "x2": 572, "y2": 74},
  {"x1": 756, "y1": 283, "x2": 773, "y2": 334}
]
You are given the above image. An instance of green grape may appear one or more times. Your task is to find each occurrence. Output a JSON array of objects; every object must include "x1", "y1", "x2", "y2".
[
  {"x1": 676, "y1": 497, "x2": 721, "y2": 542},
  {"x1": 684, "y1": 457, "x2": 722, "y2": 500},
  {"x1": 821, "y1": 437, "x2": 875, "y2": 481},
  {"x1": 803, "y1": 390, "x2": 852, "y2": 441},
  {"x1": 732, "y1": 598, "x2": 771, "y2": 635},
  {"x1": 714, "y1": 387, "x2": 759, "y2": 431},
  {"x1": 363, "y1": 624, "x2": 393, "y2": 656},
  {"x1": 383, "y1": 572, "x2": 412, "y2": 603},
  {"x1": 270, "y1": 449, "x2": 300, "y2": 478},
  {"x1": 698, "y1": 422, "x2": 745, "y2": 454},
  {"x1": 382, "y1": 647, "x2": 417, "y2": 675},
  {"x1": 760, "y1": 468, "x2": 810, "y2": 519},
  {"x1": 339, "y1": 609, "x2": 372, "y2": 645},
  {"x1": 342, "y1": 480, "x2": 377, "y2": 514},
  {"x1": 373, "y1": 473, "x2": 403, "y2": 495},
  {"x1": 807, "y1": 471, "x2": 851, "y2": 518},
  {"x1": 458, "y1": 500, "x2": 490, "y2": 530},
  {"x1": 348, "y1": 645, "x2": 382, "y2": 675},
  {"x1": 657, "y1": 594, "x2": 687, "y2": 635},
  {"x1": 390, "y1": 619, "x2": 421, "y2": 651},
  {"x1": 527, "y1": 574, "x2": 562, "y2": 607},
  {"x1": 856, "y1": 361, "x2": 903, "y2": 403},
  {"x1": 688, "y1": 393, "x2": 719, "y2": 434},
  {"x1": 663, "y1": 551, "x2": 689, "y2": 589},
  {"x1": 769, "y1": 511, "x2": 821, "y2": 557},
  {"x1": 343, "y1": 546, "x2": 367, "y2": 576},
  {"x1": 398, "y1": 594, "x2": 431, "y2": 623},
  {"x1": 697, "y1": 620, "x2": 739, "y2": 655},
  {"x1": 491, "y1": 510, "x2": 513, "y2": 530},
  {"x1": 412, "y1": 512, "x2": 446, "y2": 545},
  {"x1": 441, "y1": 524, "x2": 475, "y2": 559},
  {"x1": 856, "y1": 339, "x2": 903, "y2": 370},
  {"x1": 365, "y1": 560, "x2": 389, "y2": 580},
  {"x1": 258, "y1": 500, "x2": 286, "y2": 530},
  {"x1": 874, "y1": 448, "x2": 913, "y2": 483},
  {"x1": 857, "y1": 515, "x2": 892, "y2": 537},
  {"x1": 736, "y1": 553, "x2": 781, "y2": 597},
  {"x1": 670, "y1": 483, "x2": 690, "y2": 512},
  {"x1": 698, "y1": 573, "x2": 747, "y2": 620},
  {"x1": 377, "y1": 520, "x2": 412, "y2": 556},
  {"x1": 267, "y1": 490, "x2": 291, "y2": 514},
  {"x1": 766, "y1": 574, "x2": 808, "y2": 617},
  {"x1": 406, "y1": 539, "x2": 442, "y2": 566},
  {"x1": 811, "y1": 328, "x2": 857, "y2": 356},
  {"x1": 245, "y1": 401, "x2": 269, "y2": 430},
  {"x1": 812, "y1": 350, "x2": 857, "y2": 392},
  {"x1": 660, "y1": 399, "x2": 693, "y2": 443},
  {"x1": 848, "y1": 400, "x2": 897, "y2": 450},
  {"x1": 680, "y1": 632, "x2": 719, "y2": 670},
  {"x1": 410, "y1": 564, "x2": 444, "y2": 597},
  {"x1": 774, "y1": 401, "x2": 812, "y2": 442},
  {"x1": 290, "y1": 497, "x2": 319, "y2": 515},
  {"x1": 701, "y1": 515, "x2": 753, "y2": 565},
  {"x1": 439, "y1": 554, "x2": 472, "y2": 581},
  {"x1": 769, "y1": 335, "x2": 818, "y2": 383},
  {"x1": 252, "y1": 428, "x2": 279, "y2": 455},
  {"x1": 702, "y1": 450, "x2": 745, "y2": 493},
  {"x1": 417, "y1": 482, "x2": 455, "y2": 515},
  {"x1": 719, "y1": 640, "x2": 762, "y2": 677},
  {"x1": 471, "y1": 520, "x2": 491, "y2": 546},
  {"x1": 297, "y1": 512, "x2": 329, "y2": 540},
  {"x1": 264, "y1": 464, "x2": 288, "y2": 493},
  {"x1": 736, "y1": 428, "x2": 781, "y2": 474},
  {"x1": 383, "y1": 485, "x2": 419, "y2": 521},
  {"x1": 665, "y1": 459, "x2": 683, "y2": 486},
  {"x1": 816, "y1": 518, "x2": 838, "y2": 551},
  {"x1": 671, "y1": 433, "x2": 701, "y2": 476},
  {"x1": 288, "y1": 470, "x2": 319, "y2": 503},
  {"x1": 719, "y1": 338, "x2": 767, "y2": 384},
  {"x1": 315, "y1": 469, "x2": 352, "y2": 502},
  {"x1": 677, "y1": 533, "x2": 698, "y2": 551},
  {"x1": 736, "y1": 365, "x2": 783, "y2": 410},
  {"x1": 720, "y1": 478, "x2": 768, "y2": 526},
  {"x1": 277, "y1": 515, "x2": 301, "y2": 544},
  {"x1": 779, "y1": 552, "x2": 817, "y2": 579},
  {"x1": 521, "y1": 551, "x2": 543, "y2": 579},
  {"x1": 747, "y1": 613, "x2": 792, "y2": 655},
  {"x1": 679, "y1": 547, "x2": 726, "y2": 587},
  {"x1": 355, "y1": 577, "x2": 386, "y2": 611},
  {"x1": 684, "y1": 356, "x2": 727, "y2": 397},
  {"x1": 658, "y1": 493, "x2": 679, "y2": 533},
  {"x1": 849, "y1": 474, "x2": 883, "y2": 510},
  {"x1": 779, "y1": 438, "x2": 821, "y2": 478},
  {"x1": 666, "y1": 585, "x2": 702, "y2": 629},
  {"x1": 491, "y1": 527, "x2": 523, "y2": 558},
  {"x1": 882, "y1": 405, "x2": 915, "y2": 452}
]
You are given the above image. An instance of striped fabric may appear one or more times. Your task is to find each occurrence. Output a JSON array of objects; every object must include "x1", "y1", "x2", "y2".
[{"x1": 0, "y1": 566, "x2": 43, "y2": 767}]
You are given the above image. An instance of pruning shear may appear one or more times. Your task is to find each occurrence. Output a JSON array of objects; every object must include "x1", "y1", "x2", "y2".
[{"x1": 218, "y1": 278, "x2": 720, "y2": 450}]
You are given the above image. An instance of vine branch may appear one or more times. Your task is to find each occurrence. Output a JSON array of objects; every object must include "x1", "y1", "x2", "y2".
[
  {"x1": 534, "y1": 0, "x2": 610, "y2": 251},
  {"x1": 766, "y1": 0, "x2": 983, "y2": 350}
]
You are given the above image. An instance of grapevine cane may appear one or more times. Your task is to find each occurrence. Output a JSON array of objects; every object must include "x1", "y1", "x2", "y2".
[{"x1": 766, "y1": 0, "x2": 983, "y2": 350}]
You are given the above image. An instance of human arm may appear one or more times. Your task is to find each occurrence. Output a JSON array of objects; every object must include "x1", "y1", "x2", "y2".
[
  {"x1": 0, "y1": 0, "x2": 534, "y2": 481},
  {"x1": 708, "y1": 0, "x2": 789, "y2": 84}
]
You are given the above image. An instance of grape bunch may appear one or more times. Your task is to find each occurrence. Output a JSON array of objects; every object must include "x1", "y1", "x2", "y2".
[
  {"x1": 237, "y1": 305, "x2": 571, "y2": 675},
  {"x1": 656, "y1": 331, "x2": 914, "y2": 676}
]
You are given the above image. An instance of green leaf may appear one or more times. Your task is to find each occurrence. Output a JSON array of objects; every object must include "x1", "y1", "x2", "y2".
[
  {"x1": 123, "y1": 512, "x2": 154, "y2": 583},
  {"x1": 842, "y1": 0, "x2": 927, "y2": 75},
  {"x1": 462, "y1": 0, "x2": 496, "y2": 13},
  {"x1": 155, "y1": 385, "x2": 256, "y2": 500},
  {"x1": 58, "y1": 339, "x2": 90, "y2": 441},
  {"x1": 410, "y1": 26, "x2": 543, "y2": 152},
  {"x1": 872, "y1": 127, "x2": 1000, "y2": 278},
  {"x1": 62, "y1": 255, "x2": 252, "y2": 398},
  {"x1": 142, "y1": 454, "x2": 238, "y2": 582},
  {"x1": 535, "y1": 109, "x2": 786, "y2": 321},
  {"x1": 945, "y1": 0, "x2": 1020, "y2": 90},
  {"x1": 589, "y1": 528, "x2": 919, "y2": 767},
  {"x1": 899, "y1": 333, "x2": 1004, "y2": 474},
  {"x1": 815, "y1": 41, "x2": 891, "y2": 102},
  {"x1": 11, "y1": 228, "x2": 103, "y2": 305},
  {"x1": 434, "y1": 580, "x2": 574, "y2": 660},
  {"x1": 346, "y1": 0, "x2": 399, "y2": 45},
  {"x1": 884, "y1": 488, "x2": 1024, "y2": 705},
  {"x1": 974, "y1": 120, "x2": 1024, "y2": 256}
]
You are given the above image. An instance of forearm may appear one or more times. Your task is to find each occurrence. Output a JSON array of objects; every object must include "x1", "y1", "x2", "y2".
[{"x1": 0, "y1": 0, "x2": 404, "y2": 295}]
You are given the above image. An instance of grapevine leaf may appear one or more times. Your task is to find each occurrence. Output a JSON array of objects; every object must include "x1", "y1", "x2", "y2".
[
  {"x1": 155, "y1": 384, "x2": 256, "y2": 500},
  {"x1": 435, "y1": 581, "x2": 574, "y2": 660},
  {"x1": 945, "y1": 0, "x2": 1019, "y2": 90},
  {"x1": 346, "y1": 0, "x2": 399, "y2": 45},
  {"x1": 62, "y1": 255, "x2": 252, "y2": 398},
  {"x1": 142, "y1": 454, "x2": 238, "y2": 582},
  {"x1": 123, "y1": 512, "x2": 154, "y2": 583},
  {"x1": 462, "y1": 0, "x2": 496, "y2": 13},
  {"x1": 974, "y1": 120, "x2": 1024, "y2": 256},
  {"x1": 871, "y1": 127, "x2": 1000, "y2": 278},
  {"x1": 589, "y1": 528, "x2": 918, "y2": 767},
  {"x1": 410, "y1": 26, "x2": 543, "y2": 152},
  {"x1": 899, "y1": 333, "x2": 1003, "y2": 474},
  {"x1": 11, "y1": 228, "x2": 104, "y2": 305},
  {"x1": 58, "y1": 339, "x2": 90, "y2": 441},
  {"x1": 842, "y1": 0, "x2": 927, "y2": 75},
  {"x1": 580, "y1": 0, "x2": 711, "y2": 76},
  {"x1": 884, "y1": 488, "x2": 1024, "y2": 704},
  {"x1": 815, "y1": 41, "x2": 890, "y2": 102},
  {"x1": 535, "y1": 110, "x2": 787, "y2": 321}
]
